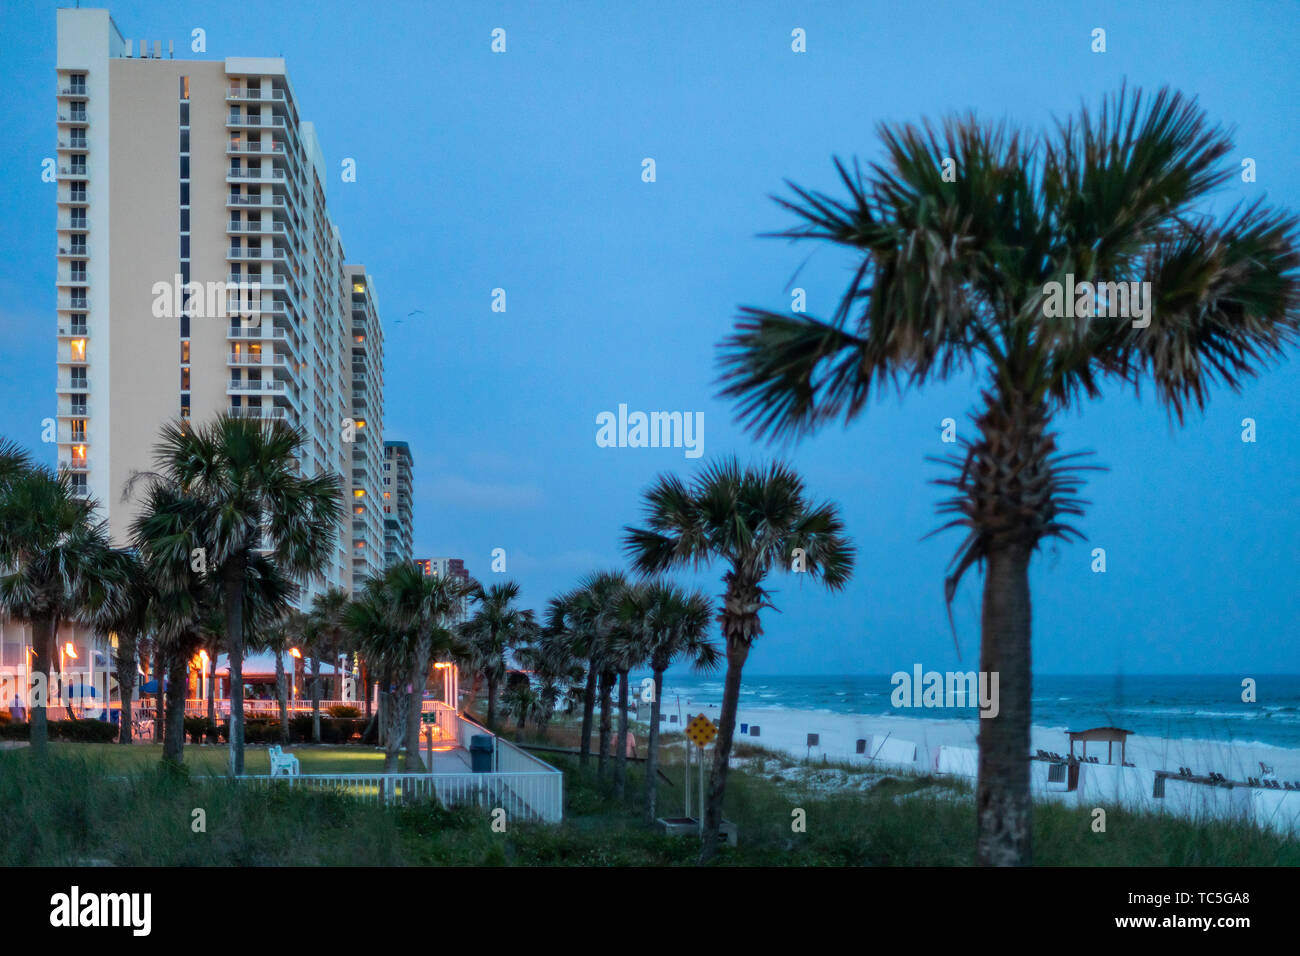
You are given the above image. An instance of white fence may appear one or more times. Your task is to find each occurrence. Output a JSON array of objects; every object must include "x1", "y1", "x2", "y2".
[{"x1": 236, "y1": 771, "x2": 563, "y2": 823}]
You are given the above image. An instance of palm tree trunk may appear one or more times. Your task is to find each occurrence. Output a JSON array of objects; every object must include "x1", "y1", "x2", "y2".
[
  {"x1": 222, "y1": 560, "x2": 247, "y2": 775},
  {"x1": 579, "y1": 662, "x2": 598, "y2": 765},
  {"x1": 383, "y1": 687, "x2": 405, "y2": 773},
  {"x1": 461, "y1": 673, "x2": 482, "y2": 716},
  {"x1": 206, "y1": 649, "x2": 217, "y2": 737},
  {"x1": 311, "y1": 656, "x2": 322, "y2": 743},
  {"x1": 28, "y1": 613, "x2": 56, "y2": 756},
  {"x1": 975, "y1": 544, "x2": 1033, "y2": 866},
  {"x1": 362, "y1": 663, "x2": 372, "y2": 722},
  {"x1": 701, "y1": 636, "x2": 748, "y2": 862},
  {"x1": 275, "y1": 649, "x2": 289, "y2": 746},
  {"x1": 597, "y1": 670, "x2": 613, "y2": 781},
  {"x1": 116, "y1": 634, "x2": 136, "y2": 745},
  {"x1": 152, "y1": 648, "x2": 164, "y2": 742},
  {"x1": 646, "y1": 668, "x2": 664, "y2": 822},
  {"x1": 162, "y1": 648, "x2": 188, "y2": 764},
  {"x1": 614, "y1": 669, "x2": 630, "y2": 799},
  {"x1": 486, "y1": 675, "x2": 498, "y2": 728},
  {"x1": 404, "y1": 640, "x2": 430, "y2": 772}
]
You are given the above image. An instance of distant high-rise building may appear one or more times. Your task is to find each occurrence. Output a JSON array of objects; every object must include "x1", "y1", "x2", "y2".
[
  {"x1": 382, "y1": 440, "x2": 413, "y2": 566},
  {"x1": 416, "y1": 557, "x2": 472, "y2": 623},
  {"x1": 347, "y1": 267, "x2": 384, "y2": 592}
]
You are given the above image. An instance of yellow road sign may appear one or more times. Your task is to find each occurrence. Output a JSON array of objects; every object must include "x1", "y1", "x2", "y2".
[{"x1": 686, "y1": 713, "x2": 717, "y2": 747}]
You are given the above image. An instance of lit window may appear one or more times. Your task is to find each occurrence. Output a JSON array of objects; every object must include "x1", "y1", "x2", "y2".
[
  {"x1": 181, "y1": 340, "x2": 190, "y2": 362},
  {"x1": 70, "y1": 338, "x2": 87, "y2": 361},
  {"x1": 354, "y1": 505, "x2": 364, "y2": 515},
  {"x1": 355, "y1": 419, "x2": 365, "y2": 428},
  {"x1": 72, "y1": 445, "x2": 87, "y2": 462},
  {"x1": 352, "y1": 282, "x2": 365, "y2": 293},
  {"x1": 383, "y1": 492, "x2": 391, "y2": 500},
  {"x1": 180, "y1": 75, "x2": 190, "y2": 100},
  {"x1": 353, "y1": 489, "x2": 365, "y2": 498}
]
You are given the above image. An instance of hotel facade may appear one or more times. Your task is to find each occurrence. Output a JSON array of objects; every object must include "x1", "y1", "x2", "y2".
[{"x1": 1, "y1": 9, "x2": 402, "y2": 702}]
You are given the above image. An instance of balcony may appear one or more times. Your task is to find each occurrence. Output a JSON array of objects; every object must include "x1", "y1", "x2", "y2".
[
  {"x1": 57, "y1": 375, "x2": 90, "y2": 393},
  {"x1": 58, "y1": 191, "x2": 89, "y2": 207},
  {"x1": 228, "y1": 378, "x2": 287, "y2": 394},
  {"x1": 227, "y1": 219, "x2": 287, "y2": 235},
  {"x1": 225, "y1": 87, "x2": 287, "y2": 103},
  {"x1": 59, "y1": 296, "x2": 89, "y2": 312},
  {"x1": 56, "y1": 111, "x2": 89, "y2": 126},
  {"x1": 57, "y1": 273, "x2": 89, "y2": 288},
  {"x1": 57, "y1": 137, "x2": 88, "y2": 150},
  {"x1": 57, "y1": 244, "x2": 89, "y2": 259},
  {"x1": 227, "y1": 350, "x2": 288, "y2": 367},
  {"x1": 226, "y1": 166, "x2": 286, "y2": 183},
  {"x1": 226, "y1": 140, "x2": 287, "y2": 156},
  {"x1": 227, "y1": 113, "x2": 288, "y2": 130},
  {"x1": 63, "y1": 217, "x2": 89, "y2": 232},
  {"x1": 228, "y1": 405, "x2": 293, "y2": 423},
  {"x1": 61, "y1": 458, "x2": 90, "y2": 473},
  {"x1": 58, "y1": 321, "x2": 89, "y2": 337},
  {"x1": 226, "y1": 194, "x2": 286, "y2": 209},
  {"x1": 228, "y1": 246, "x2": 288, "y2": 264},
  {"x1": 57, "y1": 85, "x2": 89, "y2": 99}
]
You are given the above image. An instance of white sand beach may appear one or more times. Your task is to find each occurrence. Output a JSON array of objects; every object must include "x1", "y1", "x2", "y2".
[{"x1": 634, "y1": 699, "x2": 1300, "y2": 784}]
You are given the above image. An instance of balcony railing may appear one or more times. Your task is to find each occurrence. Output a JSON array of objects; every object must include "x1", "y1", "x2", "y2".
[
  {"x1": 57, "y1": 111, "x2": 89, "y2": 123},
  {"x1": 228, "y1": 378, "x2": 287, "y2": 393},
  {"x1": 227, "y1": 195, "x2": 286, "y2": 207},
  {"x1": 229, "y1": 406, "x2": 292, "y2": 421},
  {"x1": 228, "y1": 220, "x2": 287, "y2": 234},
  {"x1": 227, "y1": 114, "x2": 287, "y2": 129},
  {"x1": 227, "y1": 167, "x2": 286, "y2": 181},
  {"x1": 226, "y1": 88, "x2": 286, "y2": 102},
  {"x1": 228, "y1": 351, "x2": 288, "y2": 366}
]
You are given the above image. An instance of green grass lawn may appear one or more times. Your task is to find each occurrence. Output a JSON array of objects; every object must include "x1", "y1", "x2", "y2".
[
  {"x1": 46, "y1": 741, "x2": 390, "y2": 775},
  {"x1": 3, "y1": 738, "x2": 1297, "y2": 866}
]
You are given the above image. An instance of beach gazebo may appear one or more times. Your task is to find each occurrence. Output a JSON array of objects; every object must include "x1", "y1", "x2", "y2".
[{"x1": 1066, "y1": 726, "x2": 1133, "y2": 766}]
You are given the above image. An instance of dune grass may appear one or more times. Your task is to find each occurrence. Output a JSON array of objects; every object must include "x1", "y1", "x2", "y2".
[{"x1": 2, "y1": 739, "x2": 1295, "y2": 866}]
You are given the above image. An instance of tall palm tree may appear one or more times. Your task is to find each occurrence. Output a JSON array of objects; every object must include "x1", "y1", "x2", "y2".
[
  {"x1": 86, "y1": 548, "x2": 150, "y2": 744},
  {"x1": 716, "y1": 87, "x2": 1300, "y2": 865},
  {"x1": 306, "y1": 586, "x2": 349, "y2": 743},
  {"x1": 251, "y1": 607, "x2": 306, "y2": 747},
  {"x1": 148, "y1": 414, "x2": 343, "y2": 774},
  {"x1": 461, "y1": 581, "x2": 535, "y2": 729},
  {"x1": 559, "y1": 571, "x2": 627, "y2": 765},
  {"x1": 603, "y1": 583, "x2": 651, "y2": 800},
  {"x1": 0, "y1": 463, "x2": 123, "y2": 756},
  {"x1": 517, "y1": 620, "x2": 584, "y2": 736},
  {"x1": 618, "y1": 581, "x2": 719, "y2": 822},
  {"x1": 344, "y1": 578, "x2": 405, "y2": 772},
  {"x1": 624, "y1": 458, "x2": 854, "y2": 860}
]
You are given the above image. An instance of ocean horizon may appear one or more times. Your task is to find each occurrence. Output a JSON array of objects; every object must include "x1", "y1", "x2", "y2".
[{"x1": 638, "y1": 673, "x2": 1300, "y2": 751}]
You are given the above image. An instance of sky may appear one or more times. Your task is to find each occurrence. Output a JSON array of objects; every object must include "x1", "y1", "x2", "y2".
[{"x1": 1, "y1": 0, "x2": 1297, "y2": 676}]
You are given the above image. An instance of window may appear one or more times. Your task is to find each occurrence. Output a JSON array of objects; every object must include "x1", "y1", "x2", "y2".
[
  {"x1": 180, "y1": 208, "x2": 189, "y2": 232},
  {"x1": 70, "y1": 419, "x2": 86, "y2": 441},
  {"x1": 69, "y1": 315, "x2": 87, "y2": 335},
  {"x1": 71, "y1": 474, "x2": 87, "y2": 496},
  {"x1": 180, "y1": 182, "x2": 189, "y2": 205},
  {"x1": 181, "y1": 340, "x2": 190, "y2": 363},
  {"x1": 71, "y1": 184, "x2": 86, "y2": 201},
  {"x1": 180, "y1": 156, "x2": 190, "y2": 179},
  {"x1": 70, "y1": 263, "x2": 87, "y2": 281},
  {"x1": 179, "y1": 75, "x2": 190, "y2": 100},
  {"x1": 70, "y1": 338, "x2": 86, "y2": 361},
  {"x1": 71, "y1": 368, "x2": 87, "y2": 389},
  {"x1": 179, "y1": 103, "x2": 189, "y2": 127},
  {"x1": 180, "y1": 368, "x2": 190, "y2": 390}
]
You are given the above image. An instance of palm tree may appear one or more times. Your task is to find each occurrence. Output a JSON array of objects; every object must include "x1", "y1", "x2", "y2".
[
  {"x1": 346, "y1": 564, "x2": 470, "y2": 771},
  {"x1": 558, "y1": 571, "x2": 627, "y2": 766},
  {"x1": 618, "y1": 581, "x2": 719, "y2": 822},
  {"x1": 517, "y1": 620, "x2": 584, "y2": 736},
  {"x1": 85, "y1": 548, "x2": 150, "y2": 744},
  {"x1": 624, "y1": 458, "x2": 853, "y2": 860},
  {"x1": 716, "y1": 87, "x2": 1300, "y2": 865},
  {"x1": 306, "y1": 586, "x2": 349, "y2": 743},
  {"x1": 251, "y1": 607, "x2": 306, "y2": 747},
  {"x1": 461, "y1": 581, "x2": 535, "y2": 729},
  {"x1": 603, "y1": 583, "x2": 651, "y2": 800},
  {"x1": 0, "y1": 463, "x2": 123, "y2": 756},
  {"x1": 148, "y1": 414, "x2": 343, "y2": 775}
]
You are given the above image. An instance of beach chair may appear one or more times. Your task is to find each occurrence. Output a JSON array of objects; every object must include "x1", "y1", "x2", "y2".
[{"x1": 269, "y1": 744, "x2": 300, "y2": 777}]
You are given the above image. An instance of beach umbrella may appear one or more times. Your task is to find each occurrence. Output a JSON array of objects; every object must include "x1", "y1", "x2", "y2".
[
  {"x1": 139, "y1": 678, "x2": 169, "y2": 694},
  {"x1": 61, "y1": 683, "x2": 98, "y2": 700}
]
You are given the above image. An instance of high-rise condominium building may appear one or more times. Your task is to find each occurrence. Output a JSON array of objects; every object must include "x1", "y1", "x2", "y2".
[
  {"x1": 52, "y1": 8, "x2": 387, "y2": 603},
  {"x1": 383, "y1": 441, "x2": 414, "y2": 566}
]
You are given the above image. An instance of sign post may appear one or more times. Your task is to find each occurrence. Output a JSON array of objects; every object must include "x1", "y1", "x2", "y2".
[{"x1": 685, "y1": 714, "x2": 717, "y2": 834}]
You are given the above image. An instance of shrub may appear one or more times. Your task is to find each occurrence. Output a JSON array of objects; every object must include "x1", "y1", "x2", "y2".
[
  {"x1": 183, "y1": 717, "x2": 208, "y2": 743},
  {"x1": 327, "y1": 704, "x2": 361, "y2": 719}
]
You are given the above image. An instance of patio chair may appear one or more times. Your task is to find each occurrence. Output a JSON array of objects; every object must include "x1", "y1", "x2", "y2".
[{"x1": 269, "y1": 744, "x2": 300, "y2": 777}]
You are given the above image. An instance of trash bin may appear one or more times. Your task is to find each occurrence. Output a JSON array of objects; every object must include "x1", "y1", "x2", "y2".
[{"x1": 470, "y1": 735, "x2": 495, "y2": 773}]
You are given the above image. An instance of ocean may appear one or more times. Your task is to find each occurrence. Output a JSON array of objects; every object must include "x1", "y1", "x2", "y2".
[{"x1": 640, "y1": 673, "x2": 1300, "y2": 750}]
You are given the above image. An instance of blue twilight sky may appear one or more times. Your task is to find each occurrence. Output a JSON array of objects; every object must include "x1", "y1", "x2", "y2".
[{"x1": 1, "y1": 1, "x2": 1297, "y2": 676}]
